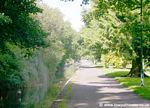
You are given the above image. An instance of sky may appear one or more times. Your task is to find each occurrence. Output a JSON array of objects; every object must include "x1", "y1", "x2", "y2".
[{"x1": 42, "y1": 0, "x2": 90, "y2": 32}]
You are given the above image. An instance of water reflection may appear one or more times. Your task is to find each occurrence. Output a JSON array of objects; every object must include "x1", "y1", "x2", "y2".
[
  {"x1": 0, "y1": 89, "x2": 22, "y2": 108},
  {"x1": 0, "y1": 84, "x2": 48, "y2": 108}
]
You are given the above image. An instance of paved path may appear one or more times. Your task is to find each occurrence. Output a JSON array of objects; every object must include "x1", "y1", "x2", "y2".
[{"x1": 67, "y1": 60, "x2": 150, "y2": 108}]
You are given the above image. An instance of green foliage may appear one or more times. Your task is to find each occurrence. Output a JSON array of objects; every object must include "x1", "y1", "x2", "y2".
[
  {"x1": 0, "y1": 2, "x2": 80, "y2": 107},
  {"x1": 25, "y1": 84, "x2": 60, "y2": 108},
  {"x1": 0, "y1": 13, "x2": 12, "y2": 25},
  {"x1": 102, "y1": 52, "x2": 128, "y2": 68},
  {"x1": 0, "y1": 53, "x2": 23, "y2": 89},
  {"x1": 0, "y1": 0, "x2": 46, "y2": 50},
  {"x1": 95, "y1": 0, "x2": 149, "y2": 58},
  {"x1": 81, "y1": 0, "x2": 149, "y2": 75},
  {"x1": 34, "y1": 5, "x2": 80, "y2": 80},
  {"x1": 13, "y1": 16, "x2": 47, "y2": 49},
  {"x1": 81, "y1": 10, "x2": 131, "y2": 63},
  {"x1": 0, "y1": 0, "x2": 47, "y2": 90}
]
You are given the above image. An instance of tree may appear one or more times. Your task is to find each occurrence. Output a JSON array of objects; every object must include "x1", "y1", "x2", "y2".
[
  {"x1": 82, "y1": 0, "x2": 150, "y2": 77},
  {"x1": 0, "y1": 0, "x2": 47, "y2": 90},
  {"x1": 81, "y1": 8, "x2": 132, "y2": 66},
  {"x1": 33, "y1": 4, "x2": 81, "y2": 78},
  {"x1": 0, "y1": 1, "x2": 82, "y2": 106}
]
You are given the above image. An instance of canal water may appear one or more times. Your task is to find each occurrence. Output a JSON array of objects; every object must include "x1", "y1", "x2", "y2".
[{"x1": 0, "y1": 84, "x2": 48, "y2": 108}]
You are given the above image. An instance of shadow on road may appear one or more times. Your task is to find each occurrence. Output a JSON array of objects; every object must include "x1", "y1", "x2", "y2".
[
  {"x1": 67, "y1": 67, "x2": 150, "y2": 108},
  {"x1": 53, "y1": 60, "x2": 150, "y2": 108},
  {"x1": 68, "y1": 81, "x2": 150, "y2": 108},
  {"x1": 79, "y1": 66, "x2": 103, "y2": 69}
]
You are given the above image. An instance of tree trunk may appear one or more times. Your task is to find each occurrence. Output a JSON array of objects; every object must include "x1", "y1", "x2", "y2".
[
  {"x1": 128, "y1": 57, "x2": 141, "y2": 77},
  {"x1": 128, "y1": 57, "x2": 148, "y2": 77}
]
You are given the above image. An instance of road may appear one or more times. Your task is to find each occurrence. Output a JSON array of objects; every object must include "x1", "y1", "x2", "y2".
[{"x1": 66, "y1": 60, "x2": 150, "y2": 108}]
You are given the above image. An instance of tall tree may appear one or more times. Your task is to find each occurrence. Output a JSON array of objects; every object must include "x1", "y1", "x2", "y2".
[
  {"x1": 0, "y1": 0, "x2": 47, "y2": 90},
  {"x1": 82, "y1": 0, "x2": 150, "y2": 77},
  {"x1": 81, "y1": 8, "x2": 132, "y2": 65}
]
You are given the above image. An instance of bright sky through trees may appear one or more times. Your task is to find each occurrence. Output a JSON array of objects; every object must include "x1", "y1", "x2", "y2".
[{"x1": 42, "y1": 0, "x2": 90, "y2": 31}]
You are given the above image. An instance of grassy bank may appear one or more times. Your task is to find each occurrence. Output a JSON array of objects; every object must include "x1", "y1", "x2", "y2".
[
  {"x1": 34, "y1": 63, "x2": 77, "y2": 108},
  {"x1": 35, "y1": 84, "x2": 60, "y2": 108},
  {"x1": 58, "y1": 84, "x2": 73, "y2": 108},
  {"x1": 105, "y1": 71, "x2": 150, "y2": 100}
]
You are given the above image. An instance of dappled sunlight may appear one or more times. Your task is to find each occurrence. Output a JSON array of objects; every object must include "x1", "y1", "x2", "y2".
[
  {"x1": 97, "y1": 87, "x2": 131, "y2": 94},
  {"x1": 66, "y1": 63, "x2": 150, "y2": 108},
  {"x1": 74, "y1": 102, "x2": 89, "y2": 107},
  {"x1": 100, "y1": 95, "x2": 122, "y2": 101},
  {"x1": 129, "y1": 85, "x2": 140, "y2": 90}
]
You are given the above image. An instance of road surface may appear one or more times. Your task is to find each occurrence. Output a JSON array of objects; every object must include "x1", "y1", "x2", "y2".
[{"x1": 66, "y1": 60, "x2": 150, "y2": 108}]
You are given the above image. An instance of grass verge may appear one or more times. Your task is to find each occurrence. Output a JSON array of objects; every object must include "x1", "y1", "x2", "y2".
[
  {"x1": 35, "y1": 84, "x2": 61, "y2": 108},
  {"x1": 58, "y1": 84, "x2": 73, "y2": 108},
  {"x1": 35, "y1": 63, "x2": 77, "y2": 108},
  {"x1": 105, "y1": 71, "x2": 150, "y2": 100}
]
